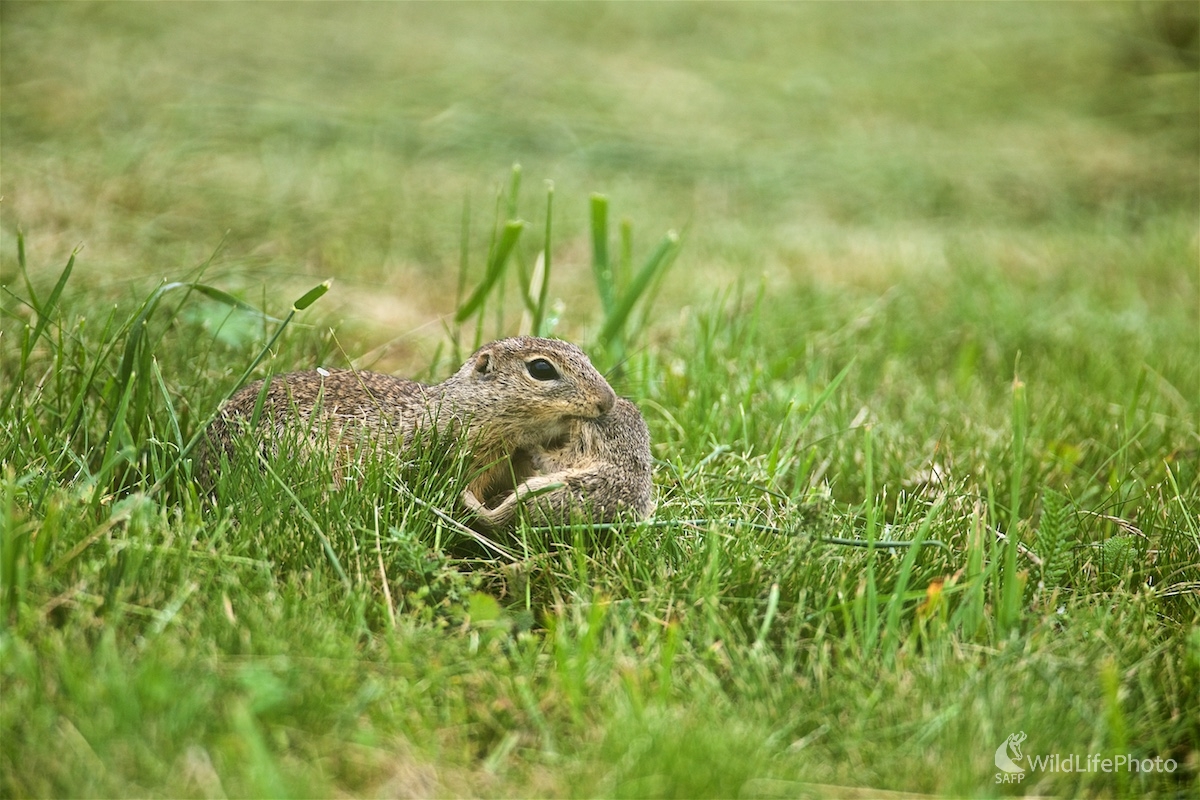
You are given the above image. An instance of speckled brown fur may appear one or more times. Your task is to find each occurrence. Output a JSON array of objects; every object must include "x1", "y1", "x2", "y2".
[{"x1": 204, "y1": 337, "x2": 653, "y2": 527}]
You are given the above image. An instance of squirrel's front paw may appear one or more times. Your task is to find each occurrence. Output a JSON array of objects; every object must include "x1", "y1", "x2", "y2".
[
  {"x1": 461, "y1": 488, "x2": 510, "y2": 529},
  {"x1": 461, "y1": 488, "x2": 489, "y2": 514}
]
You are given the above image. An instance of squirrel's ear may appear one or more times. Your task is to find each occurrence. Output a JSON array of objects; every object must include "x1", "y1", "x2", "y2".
[{"x1": 473, "y1": 351, "x2": 494, "y2": 376}]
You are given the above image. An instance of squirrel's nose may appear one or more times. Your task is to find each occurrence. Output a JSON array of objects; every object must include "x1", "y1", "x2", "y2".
[{"x1": 596, "y1": 387, "x2": 616, "y2": 416}]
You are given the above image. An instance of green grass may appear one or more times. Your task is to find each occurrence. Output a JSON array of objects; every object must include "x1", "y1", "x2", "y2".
[{"x1": 2, "y1": 2, "x2": 1198, "y2": 797}]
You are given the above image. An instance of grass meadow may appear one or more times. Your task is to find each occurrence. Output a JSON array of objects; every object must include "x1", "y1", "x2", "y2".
[{"x1": 2, "y1": 2, "x2": 1198, "y2": 797}]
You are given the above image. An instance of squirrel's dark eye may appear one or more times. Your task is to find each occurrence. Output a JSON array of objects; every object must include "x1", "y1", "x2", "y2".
[{"x1": 526, "y1": 358, "x2": 560, "y2": 381}]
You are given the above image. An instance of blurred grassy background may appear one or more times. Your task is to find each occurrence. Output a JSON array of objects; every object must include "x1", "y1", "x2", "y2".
[
  {"x1": 3, "y1": 5, "x2": 1199, "y2": 796},
  {"x1": 3, "y1": 1, "x2": 1196, "y2": 363}
]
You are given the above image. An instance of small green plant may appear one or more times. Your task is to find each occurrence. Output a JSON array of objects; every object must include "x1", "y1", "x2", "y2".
[
  {"x1": 1036, "y1": 487, "x2": 1074, "y2": 590},
  {"x1": 450, "y1": 165, "x2": 681, "y2": 368},
  {"x1": 1100, "y1": 535, "x2": 1135, "y2": 590}
]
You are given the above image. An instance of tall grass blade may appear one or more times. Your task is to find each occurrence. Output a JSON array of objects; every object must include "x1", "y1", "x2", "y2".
[
  {"x1": 27, "y1": 246, "x2": 75, "y2": 350},
  {"x1": 1, "y1": 478, "x2": 32, "y2": 624},
  {"x1": 506, "y1": 162, "x2": 522, "y2": 220},
  {"x1": 618, "y1": 217, "x2": 633, "y2": 291},
  {"x1": 15, "y1": 228, "x2": 35, "y2": 305},
  {"x1": 590, "y1": 194, "x2": 614, "y2": 314},
  {"x1": 455, "y1": 197, "x2": 471, "y2": 341},
  {"x1": 1009, "y1": 374, "x2": 1027, "y2": 529},
  {"x1": 455, "y1": 220, "x2": 524, "y2": 323},
  {"x1": 150, "y1": 357, "x2": 183, "y2": 454},
  {"x1": 535, "y1": 181, "x2": 554, "y2": 335},
  {"x1": 881, "y1": 499, "x2": 940, "y2": 662},
  {"x1": 862, "y1": 423, "x2": 879, "y2": 652},
  {"x1": 3, "y1": 245, "x2": 77, "y2": 416},
  {"x1": 596, "y1": 230, "x2": 680, "y2": 350},
  {"x1": 94, "y1": 371, "x2": 137, "y2": 506},
  {"x1": 797, "y1": 359, "x2": 855, "y2": 434},
  {"x1": 999, "y1": 375, "x2": 1028, "y2": 634}
]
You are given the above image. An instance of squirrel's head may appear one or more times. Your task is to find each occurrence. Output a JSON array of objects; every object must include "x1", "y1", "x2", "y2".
[{"x1": 452, "y1": 337, "x2": 617, "y2": 447}]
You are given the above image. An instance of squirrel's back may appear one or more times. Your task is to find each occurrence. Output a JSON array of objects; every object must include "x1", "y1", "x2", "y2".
[{"x1": 220, "y1": 369, "x2": 437, "y2": 426}]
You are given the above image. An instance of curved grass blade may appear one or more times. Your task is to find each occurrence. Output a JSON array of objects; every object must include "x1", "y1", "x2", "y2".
[{"x1": 2, "y1": 242, "x2": 78, "y2": 415}]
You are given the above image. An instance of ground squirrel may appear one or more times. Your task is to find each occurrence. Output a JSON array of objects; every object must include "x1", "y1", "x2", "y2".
[{"x1": 205, "y1": 336, "x2": 654, "y2": 526}]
